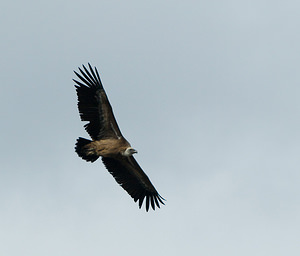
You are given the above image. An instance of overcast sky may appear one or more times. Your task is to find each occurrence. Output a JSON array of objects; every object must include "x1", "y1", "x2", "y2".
[{"x1": 1, "y1": 0, "x2": 300, "y2": 255}]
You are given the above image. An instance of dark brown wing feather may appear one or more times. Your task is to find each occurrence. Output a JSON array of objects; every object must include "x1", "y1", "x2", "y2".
[
  {"x1": 102, "y1": 156, "x2": 165, "y2": 211},
  {"x1": 73, "y1": 63, "x2": 122, "y2": 140}
]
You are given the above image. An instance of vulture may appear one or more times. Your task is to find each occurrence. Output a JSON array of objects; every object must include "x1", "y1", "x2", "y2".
[{"x1": 73, "y1": 64, "x2": 165, "y2": 211}]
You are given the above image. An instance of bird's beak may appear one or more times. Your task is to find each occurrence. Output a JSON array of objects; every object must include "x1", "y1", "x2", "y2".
[{"x1": 132, "y1": 149, "x2": 138, "y2": 154}]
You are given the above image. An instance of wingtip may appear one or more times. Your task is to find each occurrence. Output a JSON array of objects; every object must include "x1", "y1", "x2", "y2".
[{"x1": 140, "y1": 194, "x2": 166, "y2": 212}]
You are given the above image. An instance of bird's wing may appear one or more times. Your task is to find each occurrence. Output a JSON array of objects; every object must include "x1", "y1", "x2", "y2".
[
  {"x1": 102, "y1": 156, "x2": 165, "y2": 211},
  {"x1": 73, "y1": 63, "x2": 122, "y2": 140}
]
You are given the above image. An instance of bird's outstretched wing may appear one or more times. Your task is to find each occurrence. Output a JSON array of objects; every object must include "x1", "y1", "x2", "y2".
[
  {"x1": 102, "y1": 156, "x2": 165, "y2": 211},
  {"x1": 73, "y1": 64, "x2": 122, "y2": 140}
]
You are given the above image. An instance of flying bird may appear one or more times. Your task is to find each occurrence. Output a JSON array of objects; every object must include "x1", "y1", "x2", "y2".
[{"x1": 73, "y1": 64, "x2": 165, "y2": 211}]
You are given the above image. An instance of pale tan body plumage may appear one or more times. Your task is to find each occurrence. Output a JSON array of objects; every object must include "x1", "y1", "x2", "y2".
[{"x1": 85, "y1": 138, "x2": 131, "y2": 158}]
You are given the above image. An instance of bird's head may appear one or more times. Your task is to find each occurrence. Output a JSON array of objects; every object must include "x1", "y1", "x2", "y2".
[{"x1": 122, "y1": 147, "x2": 138, "y2": 157}]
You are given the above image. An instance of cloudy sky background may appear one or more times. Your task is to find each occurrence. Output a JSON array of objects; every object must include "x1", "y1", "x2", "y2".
[{"x1": 1, "y1": 0, "x2": 299, "y2": 255}]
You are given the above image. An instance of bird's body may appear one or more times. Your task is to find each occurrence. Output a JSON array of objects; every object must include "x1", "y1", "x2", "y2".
[
  {"x1": 76, "y1": 137, "x2": 130, "y2": 159},
  {"x1": 91, "y1": 138, "x2": 130, "y2": 157},
  {"x1": 73, "y1": 64, "x2": 164, "y2": 211}
]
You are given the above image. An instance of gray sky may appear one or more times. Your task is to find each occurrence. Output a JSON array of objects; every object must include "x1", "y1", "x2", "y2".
[{"x1": 1, "y1": 0, "x2": 300, "y2": 255}]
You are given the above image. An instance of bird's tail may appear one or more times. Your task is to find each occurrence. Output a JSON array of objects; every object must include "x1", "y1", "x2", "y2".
[{"x1": 75, "y1": 137, "x2": 99, "y2": 162}]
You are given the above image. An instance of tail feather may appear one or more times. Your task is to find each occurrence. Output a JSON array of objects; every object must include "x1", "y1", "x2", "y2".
[{"x1": 75, "y1": 137, "x2": 99, "y2": 162}]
